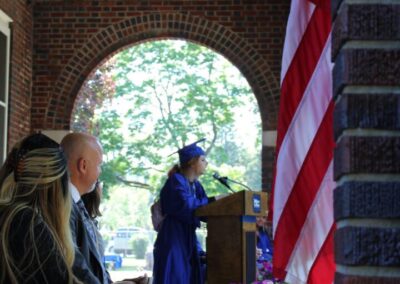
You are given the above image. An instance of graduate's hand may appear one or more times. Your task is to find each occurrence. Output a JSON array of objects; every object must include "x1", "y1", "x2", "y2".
[{"x1": 256, "y1": 248, "x2": 262, "y2": 259}]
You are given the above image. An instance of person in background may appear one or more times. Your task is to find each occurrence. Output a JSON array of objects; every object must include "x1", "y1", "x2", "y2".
[
  {"x1": 256, "y1": 215, "x2": 273, "y2": 262},
  {"x1": 255, "y1": 215, "x2": 274, "y2": 283},
  {"x1": 81, "y1": 181, "x2": 123, "y2": 275},
  {"x1": 152, "y1": 139, "x2": 218, "y2": 284},
  {"x1": 0, "y1": 133, "x2": 78, "y2": 283},
  {"x1": 81, "y1": 181, "x2": 106, "y2": 258}
]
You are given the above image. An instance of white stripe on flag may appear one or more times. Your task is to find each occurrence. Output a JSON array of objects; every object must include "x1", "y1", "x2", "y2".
[
  {"x1": 273, "y1": 34, "x2": 333, "y2": 236},
  {"x1": 280, "y1": 0, "x2": 315, "y2": 84},
  {"x1": 285, "y1": 160, "x2": 335, "y2": 283}
]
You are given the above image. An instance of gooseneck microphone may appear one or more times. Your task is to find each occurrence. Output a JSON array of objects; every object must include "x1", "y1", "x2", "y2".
[
  {"x1": 212, "y1": 172, "x2": 253, "y2": 192},
  {"x1": 213, "y1": 172, "x2": 235, "y2": 193}
]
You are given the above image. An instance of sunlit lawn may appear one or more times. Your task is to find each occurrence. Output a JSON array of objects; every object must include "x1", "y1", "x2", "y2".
[{"x1": 108, "y1": 256, "x2": 152, "y2": 282}]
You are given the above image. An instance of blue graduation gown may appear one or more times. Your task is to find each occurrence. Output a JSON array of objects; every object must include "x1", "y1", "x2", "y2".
[
  {"x1": 153, "y1": 173, "x2": 210, "y2": 284},
  {"x1": 257, "y1": 229, "x2": 273, "y2": 261}
]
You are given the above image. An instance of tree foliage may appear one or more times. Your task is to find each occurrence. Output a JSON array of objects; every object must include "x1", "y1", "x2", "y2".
[
  {"x1": 113, "y1": 41, "x2": 249, "y2": 157},
  {"x1": 72, "y1": 60, "x2": 116, "y2": 133},
  {"x1": 72, "y1": 40, "x2": 261, "y2": 204}
]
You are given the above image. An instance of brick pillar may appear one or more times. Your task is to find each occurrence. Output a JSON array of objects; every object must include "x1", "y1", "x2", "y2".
[
  {"x1": 262, "y1": 145, "x2": 275, "y2": 192},
  {"x1": 262, "y1": 130, "x2": 276, "y2": 193},
  {"x1": 332, "y1": 1, "x2": 400, "y2": 283}
]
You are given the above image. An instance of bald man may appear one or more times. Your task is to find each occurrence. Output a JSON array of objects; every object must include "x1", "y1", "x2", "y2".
[
  {"x1": 61, "y1": 133, "x2": 110, "y2": 284},
  {"x1": 62, "y1": 133, "x2": 149, "y2": 284},
  {"x1": 62, "y1": 133, "x2": 103, "y2": 197}
]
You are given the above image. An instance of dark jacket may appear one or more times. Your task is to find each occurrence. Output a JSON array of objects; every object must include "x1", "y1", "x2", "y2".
[
  {"x1": 70, "y1": 202, "x2": 110, "y2": 284},
  {"x1": 3, "y1": 208, "x2": 71, "y2": 283}
]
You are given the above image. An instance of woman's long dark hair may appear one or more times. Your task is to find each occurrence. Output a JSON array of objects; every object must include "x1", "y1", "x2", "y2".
[{"x1": 81, "y1": 183, "x2": 102, "y2": 219}]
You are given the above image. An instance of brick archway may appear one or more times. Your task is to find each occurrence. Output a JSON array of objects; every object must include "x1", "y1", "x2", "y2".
[{"x1": 44, "y1": 12, "x2": 280, "y2": 131}]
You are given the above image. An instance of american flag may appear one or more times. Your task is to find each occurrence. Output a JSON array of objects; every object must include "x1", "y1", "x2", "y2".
[{"x1": 270, "y1": 0, "x2": 335, "y2": 283}]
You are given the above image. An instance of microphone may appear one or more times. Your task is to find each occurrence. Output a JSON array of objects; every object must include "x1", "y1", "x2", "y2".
[
  {"x1": 213, "y1": 172, "x2": 235, "y2": 193},
  {"x1": 213, "y1": 172, "x2": 253, "y2": 192}
]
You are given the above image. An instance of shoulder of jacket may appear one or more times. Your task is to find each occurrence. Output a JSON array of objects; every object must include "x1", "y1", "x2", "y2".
[{"x1": 170, "y1": 172, "x2": 186, "y2": 184}]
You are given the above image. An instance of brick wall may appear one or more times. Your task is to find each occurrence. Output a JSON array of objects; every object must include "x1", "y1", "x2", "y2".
[
  {"x1": 30, "y1": 0, "x2": 290, "y2": 190},
  {"x1": 31, "y1": 0, "x2": 290, "y2": 131},
  {"x1": 332, "y1": 1, "x2": 400, "y2": 282},
  {"x1": 0, "y1": 0, "x2": 290, "y2": 190},
  {"x1": 0, "y1": 0, "x2": 33, "y2": 148}
]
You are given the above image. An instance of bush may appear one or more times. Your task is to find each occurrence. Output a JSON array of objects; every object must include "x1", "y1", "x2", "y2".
[{"x1": 130, "y1": 236, "x2": 148, "y2": 259}]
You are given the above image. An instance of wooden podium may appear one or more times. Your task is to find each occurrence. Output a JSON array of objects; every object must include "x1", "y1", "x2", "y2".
[{"x1": 196, "y1": 190, "x2": 268, "y2": 284}]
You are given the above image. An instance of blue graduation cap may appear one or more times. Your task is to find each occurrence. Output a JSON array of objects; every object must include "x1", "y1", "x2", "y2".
[{"x1": 170, "y1": 138, "x2": 206, "y2": 165}]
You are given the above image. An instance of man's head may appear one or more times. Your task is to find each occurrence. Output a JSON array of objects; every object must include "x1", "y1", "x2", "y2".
[{"x1": 61, "y1": 133, "x2": 103, "y2": 196}]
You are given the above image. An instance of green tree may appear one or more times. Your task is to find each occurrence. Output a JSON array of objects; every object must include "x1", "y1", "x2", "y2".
[
  {"x1": 72, "y1": 40, "x2": 261, "y2": 198},
  {"x1": 101, "y1": 185, "x2": 152, "y2": 230}
]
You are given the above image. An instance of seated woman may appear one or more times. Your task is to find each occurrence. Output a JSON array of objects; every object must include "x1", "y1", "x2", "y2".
[
  {"x1": 81, "y1": 181, "x2": 105, "y2": 259},
  {"x1": 81, "y1": 181, "x2": 149, "y2": 284},
  {"x1": 0, "y1": 133, "x2": 77, "y2": 283}
]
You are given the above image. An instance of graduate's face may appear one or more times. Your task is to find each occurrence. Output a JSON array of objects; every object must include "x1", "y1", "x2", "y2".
[
  {"x1": 256, "y1": 216, "x2": 264, "y2": 227},
  {"x1": 256, "y1": 216, "x2": 268, "y2": 228},
  {"x1": 193, "y1": 155, "x2": 208, "y2": 176}
]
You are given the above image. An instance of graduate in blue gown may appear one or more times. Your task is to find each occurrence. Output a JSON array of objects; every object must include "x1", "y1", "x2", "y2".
[
  {"x1": 257, "y1": 230, "x2": 273, "y2": 261},
  {"x1": 256, "y1": 216, "x2": 273, "y2": 261},
  {"x1": 255, "y1": 215, "x2": 274, "y2": 282},
  {"x1": 152, "y1": 139, "x2": 215, "y2": 284}
]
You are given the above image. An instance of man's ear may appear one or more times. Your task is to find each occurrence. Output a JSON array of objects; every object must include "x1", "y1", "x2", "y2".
[{"x1": 77, "y1": 157, "x2": 87, "y2": 174}]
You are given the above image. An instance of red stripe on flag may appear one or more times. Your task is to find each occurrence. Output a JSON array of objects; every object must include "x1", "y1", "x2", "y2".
[
  {"x1": 307, "y1": 225, "x2": 336, "y2": 284},
  {"x1": 269, "y1": 4, "x2": 332, "y2": 224},
  {"x1": 276, "y1": 7, "x2": 331, "y2": 151},
  {"x1": 309, "y1": 0, "x2": 331, "y2": 11},
  {"x1": 271, "y1": 0, "x2": 335, "y2": 282},
  {"x1": 273, "y1": 102, "x2": 335, "y2": 279}
]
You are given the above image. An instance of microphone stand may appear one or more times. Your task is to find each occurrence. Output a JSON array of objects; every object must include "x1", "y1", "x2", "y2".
[
  {"x1": 222, "y1": 180, "x2": 236, "y2": 194},
  {"x1": 225, "y1": 177, "x2": 253, "y2": 191}
]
